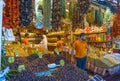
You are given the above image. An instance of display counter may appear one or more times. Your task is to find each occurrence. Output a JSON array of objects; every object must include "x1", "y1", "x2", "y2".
[
  {"x1": 6, "y1": 42, "x2": 45, "y2": 57},
  {"x1": 62, "y1": 46, "x2": 120, "y2": 76}
]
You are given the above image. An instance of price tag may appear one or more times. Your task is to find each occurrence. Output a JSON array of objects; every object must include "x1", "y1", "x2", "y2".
[
  {"x1": 8, "y1": 57, "x2": 14, "y2": 63},
  {"x1": 54, "y1": 48, "x2": 59, "y2": 55},
  {"x1": 14, "y1": 49, "x2": 20, "y2": 57},
  {"x1": 32, "y1": 50, "x2": 36, "y2": 54},
  {"x1": 59, "y1": 60, "x2": 65, "y2": 66},
  {"x1": 18, "y1": 65, "x2": 25, "y2": 72},
  {"x1": 37, "y1": 51, "x2": 43, "y2": 58}
]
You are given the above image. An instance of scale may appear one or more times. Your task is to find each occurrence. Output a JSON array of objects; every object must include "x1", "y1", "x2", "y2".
[{"x1": 87, "y1": 74, "x2": 105, "y2": 81}]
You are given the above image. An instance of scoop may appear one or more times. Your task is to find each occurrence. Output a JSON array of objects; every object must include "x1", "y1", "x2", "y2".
[
  {"x1": 47, "y1": 63, "x2": 60, "y2": 69},
  {"x1": 47, "y1": 60, "x2": 65, "y2": 69}
]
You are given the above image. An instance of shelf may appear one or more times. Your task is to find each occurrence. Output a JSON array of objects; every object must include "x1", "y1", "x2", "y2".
[
  {"x1": 47, "y1": 31, "x2": 64, "y2": 36},
  {"x1": 86, "y1": 32, "x2": 106, "y2": 34},
  {"x1": 21, "y1": 38, "x2": 41, "y2": 41},
  {"x1": 20, "y1": 32, "x2": 35, "y2": 34},
  {"x1": 48, "y1": 45, "x2": 56, "y2": 47},
  {"x1": 47, "y1": 34, "x2": 64, "y2": 37},
  {"x1": 48, "y1": 43, "x2": 57, "y2": 47},
  {"x1": 74, "y1": 32, "x2": 106, "y2": 35},
  {"x1": 88, "y1": 41, "x2": 112, "y2": 43},
  {"x1": 92, "y1": 46, "x2": 112, "y2": 48}
]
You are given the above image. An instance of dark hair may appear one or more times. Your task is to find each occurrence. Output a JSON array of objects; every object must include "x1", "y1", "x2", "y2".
[
  {"x1": 25, "y1": 33, "x2": 29, "y2": 37},
  {"x1": 57, "y1": 36, "x2": 61, "y2": 40},
  {"x1": 80, "y1": 33, "x2": 86, "y2": 37}
]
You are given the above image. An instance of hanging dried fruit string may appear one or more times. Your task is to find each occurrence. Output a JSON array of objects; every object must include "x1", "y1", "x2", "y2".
[
  {"x1": 43, "y1": 0, "x2": 51, "y2": 29},
  {"x1": 3, "y1": 0, "x2": 20, "y2": 29},
  {"x1": 72, "y1": 0, "x2": 91, "y2": 29},
  {"x1": 112, "y1": 1, "x2": 120, "y2": 38},
  {"x1": 98, "y1": 9, "x2": 103, "y2": 26},
  {"x1": 12, "y1": 0, "x2": 20, "y2": 28},
  {"x1": 61, "y1": 0, "x2": 66, "y2": 18},
  {"x1": 52, "y1": 0, "x2": 61, "y2": 31},
  {"x1": 69, "y1": 1, "x2": 73, "y2": 20},
  {"x1": 72, "y1": 2, "x2": 80, "y2": 30},
  {"x1": 95, "y1": 9, "x2": 99, "y2": 26},
  {"x1": 94, "y1": 8, "x2": 103, "y2": 27},
  {"x1": 103, "y1": 8, "x2": 113, "y2": 28},
  {"x1": 86, "y1": 7, "x2": 95, "y2": 26},
  {"x1": 77, "y1": 0, "x2": 91, "y2": 29},
  {"x1": 19, "y1": 0, "x2": 33, "y2": 27}
]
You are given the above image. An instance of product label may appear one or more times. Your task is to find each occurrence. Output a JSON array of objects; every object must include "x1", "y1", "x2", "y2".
[
  {"x1": 18, "y1": 65, "x2": 25, "y2": 72},
  {"x1": 8, "y1": 57, "x2": 14, "y2": 63},
  {"x1": 37, "y1": 51, "x2": 43, "y2": 58}
]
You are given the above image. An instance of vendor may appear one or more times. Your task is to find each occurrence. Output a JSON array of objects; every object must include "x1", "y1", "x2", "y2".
[
  {"x1": 22, "y1": 33, "x2": 29, "y2": 45},
  {"x1": 40, "y1": 34, "x2": 48, "y2": 50},
  {"x1": 57, "y1": 36, "x2": 63, "y2": 54},
  {"x1": 73, "y1": 33, "x2": 88, "y2": 70}
]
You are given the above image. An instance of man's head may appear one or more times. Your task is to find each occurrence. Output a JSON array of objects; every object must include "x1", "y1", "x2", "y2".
[
  {"x1": 25, "y1": 33, "x2": 29, "y2": 38},
  {"x1": 57, "y1": 36, "x2": 61, "y2": 40},
  {"x1": 79, "y1": 33, "x2": 86, "y2": 41}
]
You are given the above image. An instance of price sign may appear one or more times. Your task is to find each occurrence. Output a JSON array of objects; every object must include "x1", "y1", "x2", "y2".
[
  {"x1": 54, "y1": 48, "x2": 59, "y2": 55},
  {"x1": 14, "y1": 49, "x2": 20, "y2": 57},
  {"x1": 18, "y1": 65, "x2": 25, "y2": 72},
  {"x1": 8, "y1": 57, "x2": 14, "y2": 63},
  {"x1": 37, "y1": 51, "x2": 43, "y2": 58},
  {"x1": 59, "y1": 60, "x2": 65, "y2": 66}
]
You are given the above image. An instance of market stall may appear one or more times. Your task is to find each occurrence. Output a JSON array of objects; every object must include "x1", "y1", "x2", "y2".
[{"x1": 1, "y1": 0, "x2": 120, "y2": 81}]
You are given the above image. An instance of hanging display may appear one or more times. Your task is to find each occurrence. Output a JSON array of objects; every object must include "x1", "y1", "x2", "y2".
[
  {"x1": 72, "y1": 2, "x2": 79, "y2": 30},
  {"x1": 19, "y1": 0, "x2": 33, "y2": 27},
  {"x1": 72, "y1": 2, "x2": 85, "y2": 29},
  {"x1": 43, "y1": 0, "x2": 51, "y2": 29},
  {"x1": 69, "y1": 1, "x2": 73, "y2": 20},
  {"x1": 52, "y1": 0, "x2": 61, "y2": 31},
  {"x1": 35, "y1": 0, "x2": 43, "y2": 29},
  {"x1": 3, "y1": 0, "x2": 20, "y2": 29},
  {"x1": 112, "y1": 5, "x2": 120, "y2": 38},
  {"x1": 72, "y1": 0, "x2": 91, "y2": 29},
  {"x1": 103, "y1": 8, "x2": 113, "y2": 28},
  {"x1": 77, "y1": 0, "x2": 91, "y2": 15},
  {"x1": 95, "y1": 9, "x2": 99, "y2": 26},
  {"x1": 61, "y1": 0, "x2": 66, "y2": 18},
  {"x1": 98, "y1": 9, "x2": 103, "y2": 26},
  {"x1": 94, "y1": 9, "x2": 103, "y2": 26},
  {"x1": 86, "y1": 7, "x2": 95, "y2": 26}
]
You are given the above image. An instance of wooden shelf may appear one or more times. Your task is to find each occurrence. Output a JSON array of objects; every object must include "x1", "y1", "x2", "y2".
[
  {"x1": 48, "y1": 43, "x2": 57, "y2": 47},
  {"x1": 47, "y1": 34, "x2": 64, "y2": 37},
  {"x1": 86, "y1": 32, "x2": 106, "y2": 35},
  {"x1": 88, "y1": 41, "x2": 112, "y2": 43},
  {"x1": 21, "y1": 38, "x2": 41, "y2": 41},
  {"x1": 48, "y1": 45, "x2": 56, "y2": 47},
  {"x1": 74, "y1": 32, "x2": 106, "y2": 35},
  {"x1": 47, "y1": 31, "x2": 65, "y2": 37}
]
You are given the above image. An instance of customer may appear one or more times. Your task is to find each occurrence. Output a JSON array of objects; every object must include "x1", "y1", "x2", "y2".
[
  {"x1": 73, "y1": 33, "x2": 88, "y2": 70},
  {"x1": 57, "y1": 36, "x2": 63, "y2": 54},
  {"x1": 23, "y1": 33, "x2": 29, "y2": 45},
  {"x1": 40, "y1": 34, "x2": 48, "y2": 50}
]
